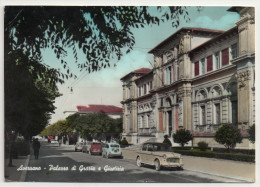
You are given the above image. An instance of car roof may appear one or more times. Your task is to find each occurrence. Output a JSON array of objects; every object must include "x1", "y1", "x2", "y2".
[{"x1": 143, "y1": 142, "x2": 169, "y2": 146}]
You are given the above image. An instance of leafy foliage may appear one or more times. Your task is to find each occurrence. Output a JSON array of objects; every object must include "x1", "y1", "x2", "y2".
[
  {"x1": 4, "y1": 49, "x2": 61, "y2": 139},
  {"x1": 40, "y1": 120, "x2": 73, "y2": 136},
  {"x1": 214, "y1": 124, "x2": 243, "y2": 150},
  {"x1": 247, "y1": 124, "x2": 255, "y2": 144},
  {"x1": 197, "y1": 141, "x2": 208, "y2": 151},
  {"x1": 5, "y1": 6, "x2": 189, "y2": 77},
  {"x1": 42, "y1": 112, "x2": 122, "y2": 138},
  {"x1": 173, "y1": 128, "x2": 193, "y2": 147}
]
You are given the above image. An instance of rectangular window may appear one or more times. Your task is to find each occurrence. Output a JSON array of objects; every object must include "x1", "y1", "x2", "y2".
[
  {"x1": 222, "y1": 48, "x2": 229, "y2": 66},
  {"x1": 200, "y1": 58, "x2": 205, "y2": 74},
  {"x1": 150, "y1": 81, "x2": 153, "y2": 90},
  {"x1": 207, "y1": 55, "x2": 213, "y2": 72},
  {"x1": 214, "y1": 103, "x2": 220, "y2": 124},
  {"x1": 167, "y1": 66, "x2": 172, "y2": 84},
  {"x1": 230, "y1": 43, "x2": 238, "y2": 59},
  {"x1": 194, "y1": 61, "x2": 199, "y2": 76},
  {"x1": 138, "y1": 86, "x2": 141, "y2": 97},
  {"x1": 144, "y1": 84, "x2": 147, "y2": 95},
  {"x1": 200, "y1": 106, "x2": 206, "y2": 125},
  {"x1": 160, "y1": 98, "x2": 163, "y2": 107},
  {"x1": 214, "y1": 52, "x2": 220, "y2": 70},
  {"x1": 231, "y1": 101, "x2": 238, "y2": 124},
  {"x1": 166, "y1": 52, "x2": 173, "y2": 62}
]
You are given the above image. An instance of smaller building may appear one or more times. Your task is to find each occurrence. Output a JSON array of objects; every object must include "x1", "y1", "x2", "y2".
[
  {"x1": 76, "y1": 105, "x2": 123, "y2": 119},
  {"x1": 64, "y1": 104, "x2": 123, "y2": 119}
]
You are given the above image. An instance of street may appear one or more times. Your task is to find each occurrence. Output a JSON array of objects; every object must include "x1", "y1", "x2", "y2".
[{"x1": 23, "y1": 141, "x2": 226, "y2": 183}]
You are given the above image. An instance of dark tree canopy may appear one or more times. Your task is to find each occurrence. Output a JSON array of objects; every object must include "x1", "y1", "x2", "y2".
[
  {"x1": 214, "y1": 124, "x2": 243, "y2": 150},
  {"x1": 5, "y1": 6, "x2": 189, "y2": 78},
  {"x1": 5, "y1": 49, "x2": 61, "y2": 138},
  {"x1": 173, "y1": 128, "x2": 193, "y2": 147},
  {"x1": 247, "y1": 124, "x2": 255, "y2": 144},
  {"x1": 4, "y1": 6, "x2": 189, "y2": 138}
]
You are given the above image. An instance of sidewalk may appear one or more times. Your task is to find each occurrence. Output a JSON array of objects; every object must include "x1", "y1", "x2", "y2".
[
  {"x1": 121, "y1": 148, "x2": 255, "y2": 182},
  {"x1": 4, "y1": 155, "x2": 30, "y2": 182}
]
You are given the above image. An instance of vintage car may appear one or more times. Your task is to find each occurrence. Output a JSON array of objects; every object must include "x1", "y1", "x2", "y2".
[
  {"x1": 102, "y1": 143, "x2": 123, "y2": 158},
  {"x1": 50, "y1": 139, "x2": 58, "y2": 144},
  {"x1": 82, "y1": 141, "x2": 91, "y2": 153},
  {"x1": 89, "y1": 142, "x2": 102, "y2": 155},
  {"x1": 75, "y1": 142, "x2": 84, "y2": 152},
  {"x1": 136, "y1": 142, "x2": 183, "y2": 171}
]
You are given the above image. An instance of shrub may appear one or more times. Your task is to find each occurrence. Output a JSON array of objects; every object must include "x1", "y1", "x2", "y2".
[
  {"x1": 197, "y1": 141, "x2": 208, "y2": 151},
  {"x1": 173, "y1": 128, "x2": 193, "y2": 147},
  {"x1": 163, "y1": 135, "x2": 172, "y2": 147},
  {"x1": 173, "y1": 149, "x2": 255, "y2": 163},
  {"x1": 120, "y1": 137, "x2": 129, "y2": 145},
  {"x1": 248, "y1": 124, "x2": 255, "y2": 144},
  {"x1": 214, "y1": 124, "x2": 243, "y2": 150}
]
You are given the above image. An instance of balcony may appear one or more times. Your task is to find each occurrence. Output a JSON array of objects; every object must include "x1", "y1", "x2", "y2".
[{"x1": 138, "y1": 127, "x2": 156, "y2": 136}]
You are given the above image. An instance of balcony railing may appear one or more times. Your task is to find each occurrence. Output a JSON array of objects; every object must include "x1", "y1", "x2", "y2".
[{"x1": 138, "y1": 127, "x2": 156, "y2": 136}]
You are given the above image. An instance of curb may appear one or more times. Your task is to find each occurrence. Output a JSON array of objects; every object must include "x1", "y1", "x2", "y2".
[
  {"x1": 184, "y1": 167, "x2": 254, "y2": 183},
  {"x1": 19, "y1": 154, "x2": 30, "y2": 182}
]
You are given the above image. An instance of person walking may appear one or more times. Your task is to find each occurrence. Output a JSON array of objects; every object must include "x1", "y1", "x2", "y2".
[{"x1": 32, "y1": 138, "x2": 41, "y2": 159}]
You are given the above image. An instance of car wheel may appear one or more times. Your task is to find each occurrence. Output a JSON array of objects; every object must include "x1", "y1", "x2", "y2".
[
  {"x1": 154, "y1": 160, "x2": 161, "y2": 171},
  {"x1": 136, "y1": 157, "x2": 142, "y2": 167}
]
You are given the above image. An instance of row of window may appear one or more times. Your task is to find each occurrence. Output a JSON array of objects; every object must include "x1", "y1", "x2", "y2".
[
  {"x1": 197, "y1": 101, "x2": 237, "y2": 126},
  {"x1": 139, "y1": 114, "x2": 151, "y2": 128},
  {"x1": 138, "y1": 81, "x2": 153, "y2": 97},
  {"x1": 194, "y1": 43, "x2": 238, "y2": 76}
]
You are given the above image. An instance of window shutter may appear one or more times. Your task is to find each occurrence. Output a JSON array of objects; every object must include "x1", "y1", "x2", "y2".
[
  {"x1": 207, "y1": 55, "x2": 213, "y2": 72},
  {"x1": 222, "y1": 48, "x2": 229, "y2": 66},
  {"x1": 194, "y1": 61, "x2": 199, "y2": 76}
]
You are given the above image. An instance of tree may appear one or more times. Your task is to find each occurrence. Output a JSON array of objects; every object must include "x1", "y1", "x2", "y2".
[
  {"x1": 173, "y1": 128, "x2": 193, "y2": 147},
  {"x1": 65, "y1": 112, "x2": 122, "y2": 139},
  {"x1": 248, "y1": 124, "x2": 255, "y2": 144},
  {"x1": 163, "y1": 135, "x2": 172, "y2": 147},
  {"x1": 214, "y1": 124, "x2": 243, "y2": 150},
  {"x1": 4, "y1": 49, "x2": 61, "y2": 139},
  {"x1": 4, "y1": 6, "x2": 189, "y2": 140},
  {"x1": 5, "y1": 6, "x2": 189, "y2": 78}
]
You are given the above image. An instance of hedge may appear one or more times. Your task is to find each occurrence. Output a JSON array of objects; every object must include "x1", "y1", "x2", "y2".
[{"x1": 173, "y1": 149, "x2": 255, "y2": 163}]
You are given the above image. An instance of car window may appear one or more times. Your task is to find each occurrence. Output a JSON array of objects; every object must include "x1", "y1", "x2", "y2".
[
  {"x1": 110, "y1": 144, "x2": 119, "y2": 148},
  {"x1": 147, "y1": 144, "x2": 153, "y2": 151},
  {"x1": 142, "y1": 144, "x2": 147, "y2": 151}
]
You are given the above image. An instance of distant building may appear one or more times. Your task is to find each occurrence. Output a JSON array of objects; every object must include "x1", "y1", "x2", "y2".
[
  {"x1": 76, "y1": 105, "x2": 123, "y2": 119},
  {"x1": 121, "y1": 7, "x2": 255, "y2": 149},
  {"x1": 64, "y1": 104, "x2": 122, "y2": 119}
]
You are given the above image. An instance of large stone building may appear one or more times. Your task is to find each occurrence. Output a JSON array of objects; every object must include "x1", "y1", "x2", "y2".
[{"x1": 121, "y1": 7, "x2": 255, "y2": 149}]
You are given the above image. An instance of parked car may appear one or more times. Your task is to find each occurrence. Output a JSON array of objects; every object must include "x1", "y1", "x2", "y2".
[
  {"x1": 50, "y1": 139, "x2": 58, "y2": 144},
  {"x1": 89, "y1": 142, "x2": 102, "y2": 155},
  {"x1": 136, "y1": 142, "x2": 184, "y2": 171},
  {"x1": 102, "y1": 142, "x2": 122, "y2": 158},
  {"x1": 82, "y1": 141, "x2": 91, "y2": 153},
  {"x1": 75, "y1": 142, "x2": 84, "y2": 152}
]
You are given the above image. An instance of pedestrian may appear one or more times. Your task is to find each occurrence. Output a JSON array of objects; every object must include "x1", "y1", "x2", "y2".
[
  {"x1": 32, "y1": 138, "x2": 41, "y2": 159},
  {"x1": 58, "y1": 139, "x2": 62, "y2": 147}
]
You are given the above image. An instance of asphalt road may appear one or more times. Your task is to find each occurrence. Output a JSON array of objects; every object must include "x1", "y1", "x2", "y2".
[{"x1": 25, "y1": 141, "x2": 219, "y2": 183}]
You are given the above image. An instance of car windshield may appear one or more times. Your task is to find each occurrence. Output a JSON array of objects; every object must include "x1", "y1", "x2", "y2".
[
  {"x1": 110, "y1": 144, "x2": 119, "y2": 148},
  {"x1": 143, "y1": 144, "x2": 172, "y2": 152}
]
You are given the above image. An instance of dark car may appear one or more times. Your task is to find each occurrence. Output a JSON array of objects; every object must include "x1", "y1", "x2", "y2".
[{"x1": 89, "y1": 142, "x2": 102, "y2": 155}]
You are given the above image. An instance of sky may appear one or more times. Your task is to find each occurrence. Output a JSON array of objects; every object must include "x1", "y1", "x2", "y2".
[{"x1": 41, "y1": 6, "x2": 240, "y2": 124}]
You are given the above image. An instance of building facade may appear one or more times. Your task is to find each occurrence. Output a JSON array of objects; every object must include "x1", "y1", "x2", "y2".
[{"x1": 121, "y1": 7, "x2": 255, "y2": 149}]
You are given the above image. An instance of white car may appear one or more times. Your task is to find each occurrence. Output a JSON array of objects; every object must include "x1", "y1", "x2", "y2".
[{"x1": 51, "y1": 139, "x2": 58, "y2": 144}]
